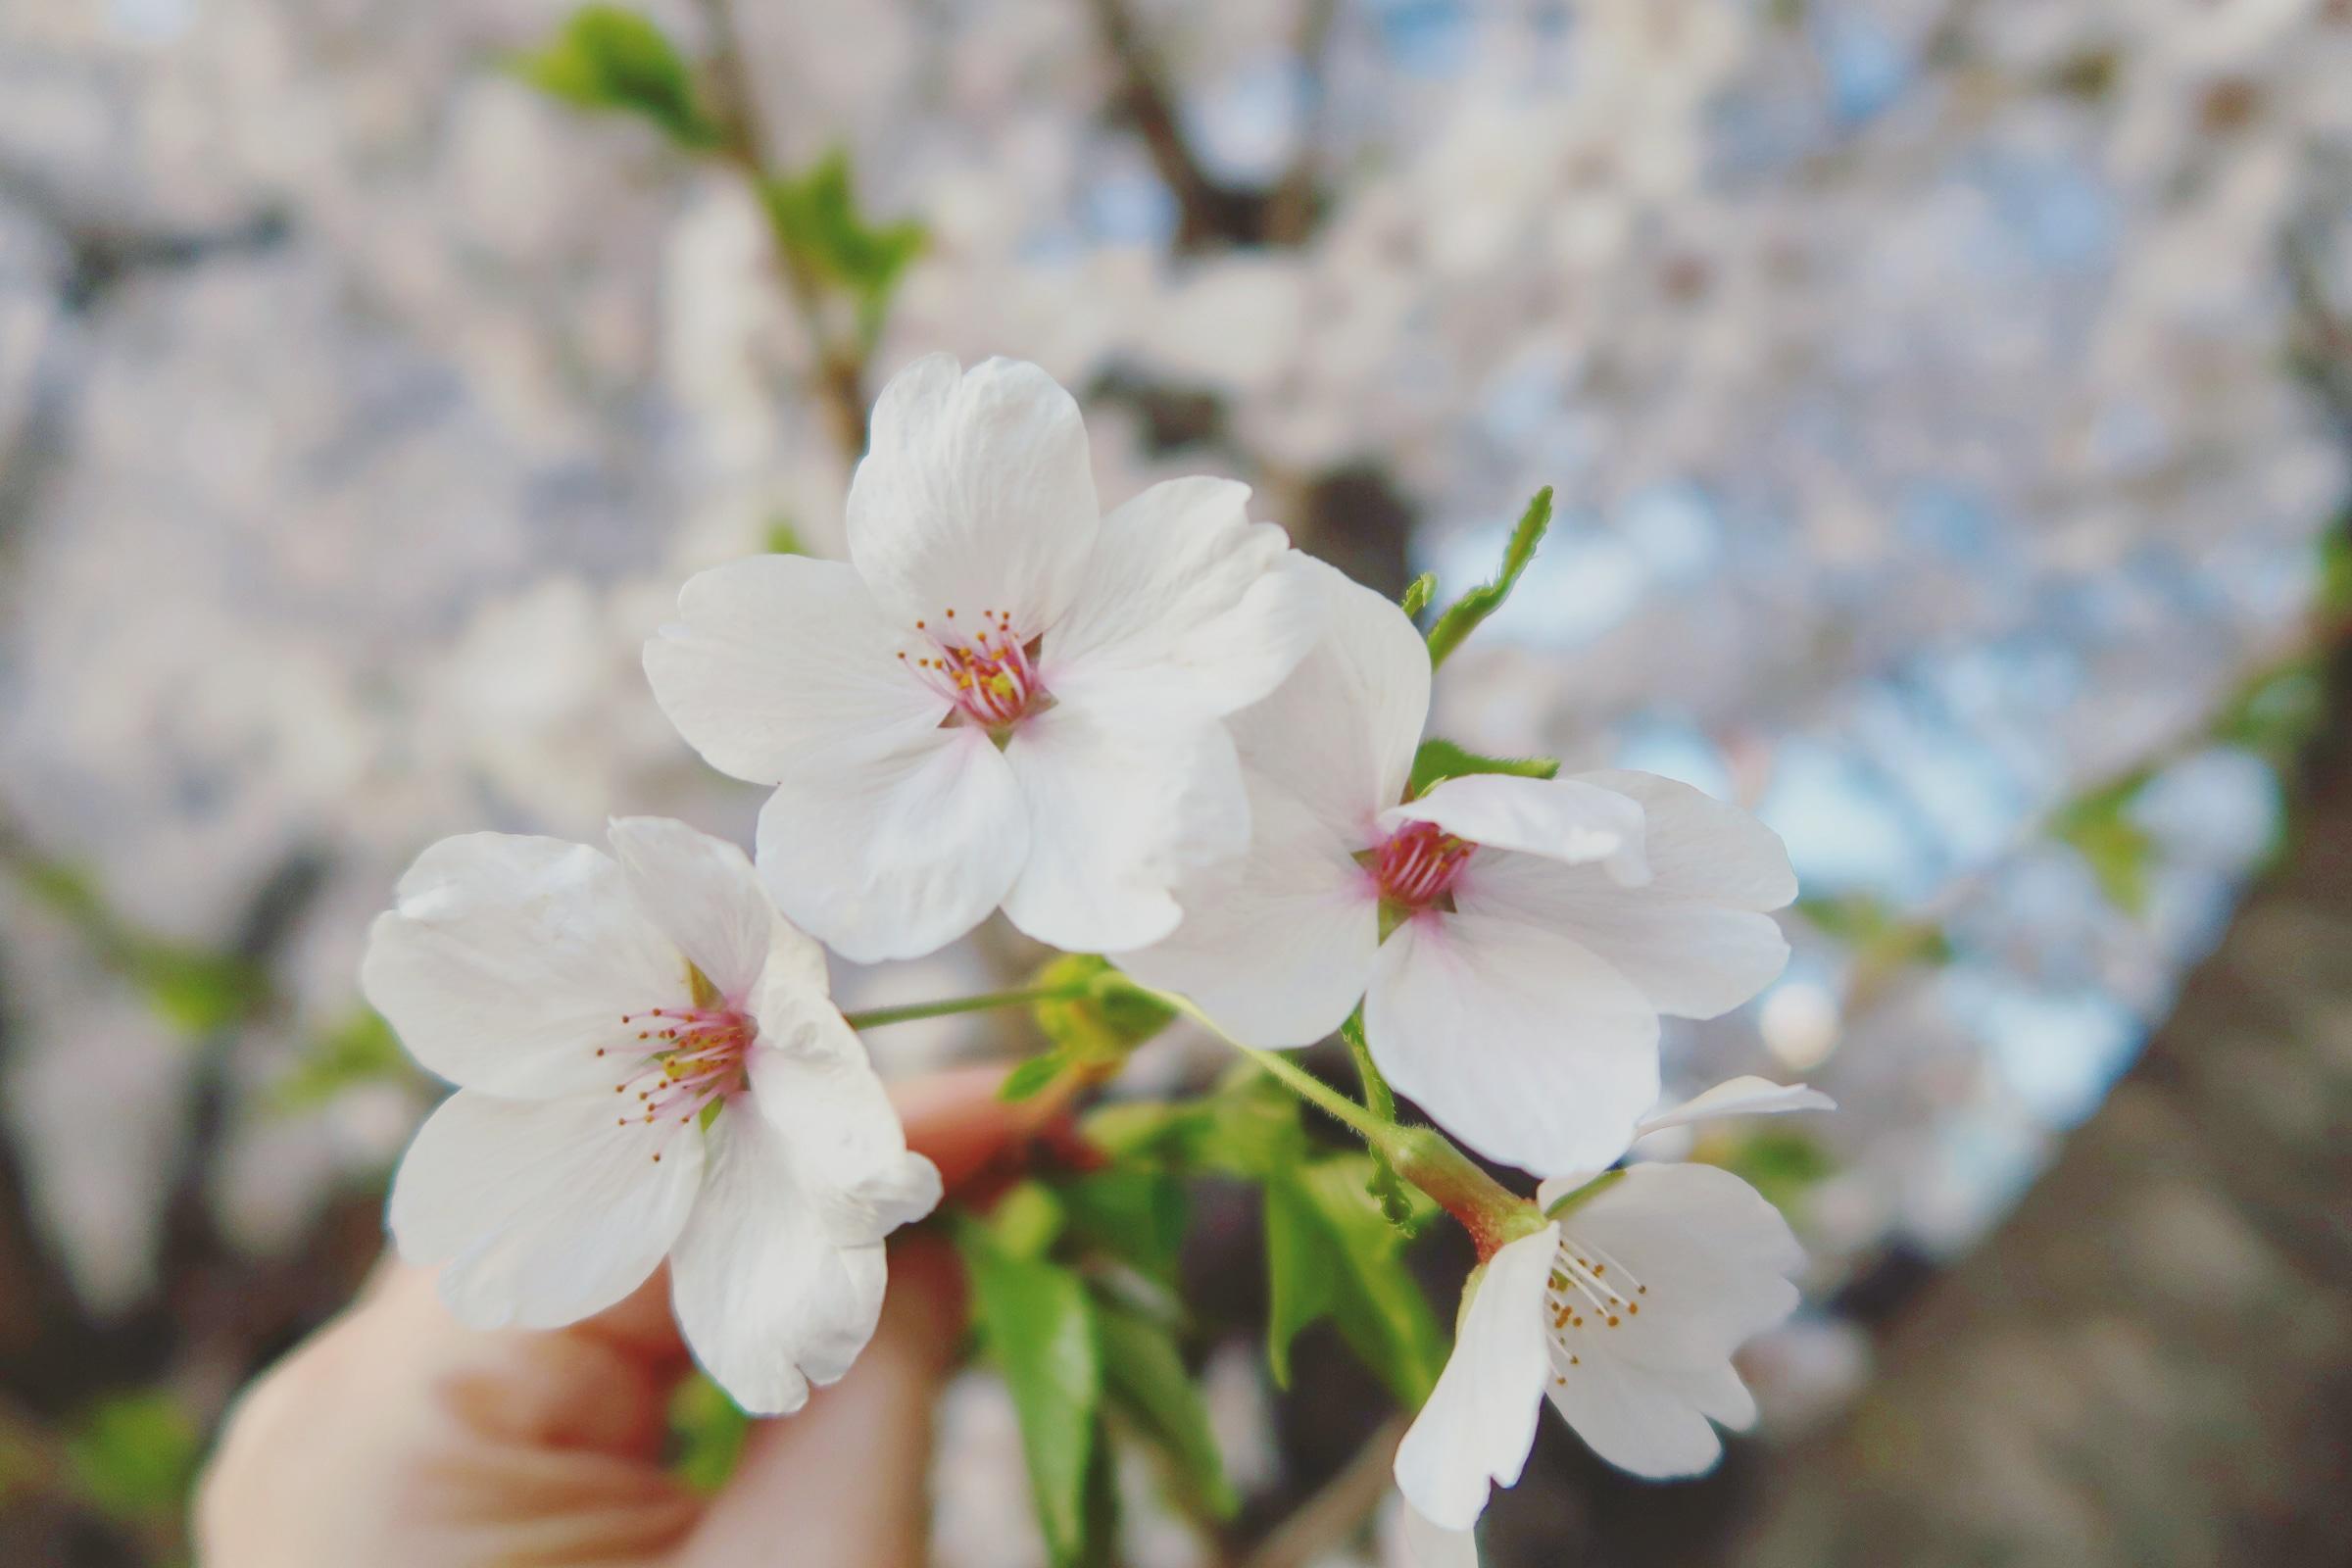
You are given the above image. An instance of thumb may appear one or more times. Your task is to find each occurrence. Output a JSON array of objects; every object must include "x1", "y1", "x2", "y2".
[{"x1": 672, "y1": 1235, "x2": 965, "y2": 1568}]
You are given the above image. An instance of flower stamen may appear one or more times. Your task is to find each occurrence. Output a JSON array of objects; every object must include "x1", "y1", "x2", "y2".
[
  {"x1": 1372, "y1": 819, "x2": 1475, "y2": 911},
  {"x1": 901, "y1": 608, "x2": 1050, "y2": 733},
  {"x1": 602, "y1": 1004, "x2": 756, "y2": 1157}
]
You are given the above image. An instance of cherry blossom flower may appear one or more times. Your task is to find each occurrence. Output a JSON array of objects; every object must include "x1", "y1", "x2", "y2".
[
  {"x1": 1122, "y1": 560, "x2": 1796, "y2": 1172},
  {"x1": 1394, "y1": 1078, "x2": 1833, "y2": 1535},
  {"x1": 361, "y1": 816, "x2": 940, "y2": 1414},
  {"x1": 643, "y1": 354, "x2": 1318, "y2": 963}
]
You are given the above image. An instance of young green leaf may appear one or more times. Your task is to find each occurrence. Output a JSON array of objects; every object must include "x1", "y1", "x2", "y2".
[
  {"x1": 760, "y1": 150, "x2": 928, "y2": 344},
  {"x1": 1096, "y1": 1303, "x2": 1238, "y2": 1519},
  {"x1": 1405, "y1": 739, "x2": 1562, "y2": 802},
  {"x1": 1061, "y1": 1168, "x2": 1189, "y2": 1289},
  {"x1": 66, "y1": 1392, "x2": 201, "y2": 1526},
  {"x1": 666, "y1": 1371, "x2": 752, "y2": 1494},
  {"x1": 512, "y1": 6, "x2": 720, "y2": 151},
  {"x1": 957, "y1": 1226, "x2": 1103, "y2": 1567},
  {"x1": 1263, "y1": 1153, "x2": 1446, "y2": 1405},
  {"x1": 272, "y1": 1007, "x2": 411, "y2": 1112},
  {"x1": 1033, "y1": 956, "x2": 1178, "y2": 1061},
  {"x1": 2049, "y1": 774, "x2": 2156, "y2": 915},
  {"x1": 1424, "y1": 486, "x2": 1553, "y2": 667},
  {"x1": 1399, "y1": 571, "x2": 1437, "y2": 619},
  {"x1": 999, "y1": 1051, "x2": 1072, "y2": 1103}
]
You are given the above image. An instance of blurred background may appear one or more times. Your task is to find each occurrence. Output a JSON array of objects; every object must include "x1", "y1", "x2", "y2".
[{"x1": 3, "y1": 0, "x2": 2350, "y2": 1564}]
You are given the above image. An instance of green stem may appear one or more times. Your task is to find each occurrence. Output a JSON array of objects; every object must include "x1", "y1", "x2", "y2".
[
  {"x1": 1340, "y1": 1009, "x2": 1395, "y2": 1121},
  {"x1": 1233, "y1": 1043, "x2": 1398, "y2": 1147},
  {"x1": 841, "y1": 983, "x2": 1084, "y2": 1032}
]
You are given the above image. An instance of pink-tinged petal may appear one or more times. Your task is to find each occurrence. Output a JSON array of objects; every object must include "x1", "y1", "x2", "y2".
[
  {"x1": 1566, "y1": 770, "x2": 1796, "y2": 910},
  {"x1": 643, "y1": 555, "x2": 947, "y2": 786},
  {"x1": 755, "y1": 723, "x2": 1028, "y2": 964},
  {"x1": 744, "y1": 1030, "x2": 943, "y2": 1245},
  {"x1": 1383, "y1": 774, "x2": 1648, "y2": 882},
  {"x1": 1544, "y1": 1163, "x2": 1802, "y2": 1478},
  {"x1": 1394, "y1": 1225, "x2": 1558, "y2": 1532},
  {"x1": 1634, "y1": 1077, "x2": 1835, "y2": 1141},
  {"x1": 1046, "y1": 477, "x2": 1320, "y2": 717},
  {"x1": 847, "y1": 355, "x2": 1098, "y2": 631},
  {"x1": 606, "y1": 816, "x2": 824, "y2": 1004},
  {"x1": 999, "y1": 702, "x2": 1251, "y2": 955},
  {"x1": 388, "y1": 1089, "x2": 703, "y2": 1330},
  {"x1": 1365, "y1": 913, "x2": 1658, "y2": 1175},
  {"x1": 668, "y1": 1093, "x2": 892, "y2": 1416},
  {"x1": 1229, "y1": 557, "x2": 1429, "y2": 838},
  {"x1": 361, "y1": 834, "x2": 684, "y2": 1099},
  {"x1": 1456, "y1": 850, "x2": 1790, "y2": 1020},
  {"x1": 1118, "y1": 780, "x2": 1382, "y2": 1047}
]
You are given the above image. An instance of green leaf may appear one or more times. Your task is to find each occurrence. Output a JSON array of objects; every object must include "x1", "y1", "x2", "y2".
[
  {"x1": 129, "y1": 943, "x2": 264, "y2": 1034},
  {"x1": 957, "y1": 1226, "x2": 1103, "y2": 1567},
  {"x1": 760, "y1": 150, "x2": 927, "y2": 342},
  {"x1": 666, "y1": 1370, "x2": 752, "y2": 1494},
  {"x1": 512, "y1": 6, "x2": 720, "y2": 150},
  {"x1": 1708, "y1": 1128, "x2": 1835, "y2": 1217},
  {"x1": 1264, "y1": 1152, "x2": 1446, "y2": 1404},
  {"x1": 987, "y1": 1181, "x2": 1068, "y2": 1261},
  {"x1": 1061, "y1": 1168, "x2": 1189, "y2": 1288},
  {"x1": 2211, "y1": 661, "x2": 2327, "y2": 768},
  {"x1": 999, "y1": 1052, "x2": 1070, "y2": 1103},
  {"x1": 2050, "y1": 775, "x2": 2156, "y2": 915},
  {"x1": 1794, "y1": 893, "x2": 1954, "y2": 966},
  {"x1": 1405, "y1": 739, "x2": 1561, "y2": 802},
  {"x1": 1033, "y1": 956, "x2": 1178, "y2": 1062},
  {"x1": 1399, "y1": 571, "x2": 1437, "y2": 619},
  {"x1": 66, "y1": 1392, "x2": 200, "y2": 1525},
  {"x1": 1096, "y1": 1303, "x2": 1237, "y2": 1519},
  {"x1": 1425, "y1": 487, "x2": 1553, "y2": 667},
  {"x1": 271, "y1": 1007, "x2": 410, "y2": 1112}
]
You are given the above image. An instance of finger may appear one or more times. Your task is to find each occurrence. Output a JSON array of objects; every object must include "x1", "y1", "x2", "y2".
[{"x1": 674, "y1": 1236, "x2": 965, "y2": 1568}]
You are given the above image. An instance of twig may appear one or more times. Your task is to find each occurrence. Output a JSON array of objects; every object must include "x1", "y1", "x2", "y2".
[
  {"x1": 1084, "y1": 0, "x2": 1257, "y2": 251},
  {"x1": 694, "y1": 0, "x2": 871, "y2": 459}
]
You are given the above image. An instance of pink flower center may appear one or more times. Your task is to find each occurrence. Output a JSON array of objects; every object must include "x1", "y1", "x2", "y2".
[
  {"x1": 601, "y1": 1004, "x2": 757, "y2": 1158},
  {"x1": 900, "y1": 608, "x2": 1049, "y2": 731},
  {"x1": 1373, "y1": 819, "x2": 1474, "y2": 909}
]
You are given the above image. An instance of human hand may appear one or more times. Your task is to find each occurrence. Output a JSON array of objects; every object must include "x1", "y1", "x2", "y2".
[{"x1": 195, "y1": 1069, "x2": 1027, "y2": 1568}]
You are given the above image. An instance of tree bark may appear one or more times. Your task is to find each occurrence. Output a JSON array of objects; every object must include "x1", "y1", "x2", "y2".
[{"x1": 1724, "y1": 651, "x2": 2352, "y2": 1567}]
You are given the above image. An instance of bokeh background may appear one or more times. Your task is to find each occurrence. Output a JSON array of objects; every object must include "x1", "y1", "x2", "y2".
[{"x1": 4, "y1": 1, "x2": 2351, "y2": 1564}]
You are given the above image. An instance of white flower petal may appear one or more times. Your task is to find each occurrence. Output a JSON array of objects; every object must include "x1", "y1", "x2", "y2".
[
  {"x1": 1383, "y1": 774, "x2": 1648, "y2": 882},
  {"x1": 744, "y1": 1033, "x2": 943, "y2": 1245},
  {"x1": 669, "y1": 1092, "x2": 892, "y2": 1416},
  {"x1": 1045, "y1": 477, "x2": 1320, "y2": 717},
  {"x1": 1544, "y1": 1163, "x2": 1802, "y2": 1478},
  {"x1": 847, "y1": 355, "x2": 1098, "y2": 631},
  {"x1": 1457, "y1": 850, "x2": 1790, "y2": 1020},
  {"x1": 1635, "y1": 1077, "x2": 1836, "y2": 1141},
  {"x1": 1366, "y1": 912, "x2": 1658, "y2": 1175},
  {"x1": 1567, "y1": 770, "x2": 1796, "y2": 910},
  {"x1": 755, "y1": 723, "x2": 1029, "y2": 964},
  {"x1": 388, "y1": 1089, "x2": 703, "y2": 1330},
  {"x1": 1229, "y1": 557, "x2": 1429, "y2": 837},
  {"x1": 1394, "y1": 1225, "x2": 1558, "y2": 1532},
  {"x1": 1397, "y1": 1506, "x2": 1483, "y2": 1568},
  {"x1": 361, "y1": 834, "x2": 684, "y2": 1098},
  {"x1": 999, "y1": 702, "x2": 1251, "y2": 955},
  {"x1": 607, "y1": 815, "x2": 823, "y2": 1003},
  {"x1": 643, "y1": 555, "x2": 946, "y2": 786},
  {"x1": 1118, "y1": 779, "x2": 1381, "y2": 1047}
]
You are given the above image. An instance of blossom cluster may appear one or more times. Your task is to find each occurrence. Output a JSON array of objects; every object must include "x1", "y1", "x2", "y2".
[{"x1": 359, "y1": 352, "x2": 1828, "y2": 1556}]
